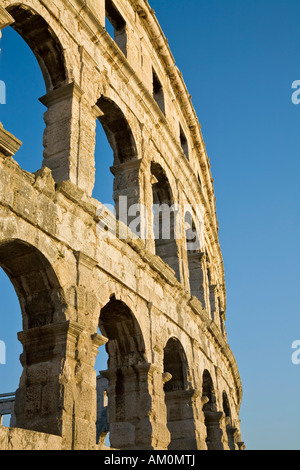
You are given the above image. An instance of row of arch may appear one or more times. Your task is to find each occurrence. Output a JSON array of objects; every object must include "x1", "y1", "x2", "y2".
[
  {"x1": 0, "y1": 238, "x2": 237, "y2": 449},
  {"x1": 1, "y1": 4, "x2": 225, "y2": 332}
]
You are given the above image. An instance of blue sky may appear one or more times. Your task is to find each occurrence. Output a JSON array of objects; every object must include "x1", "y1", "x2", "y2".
[{"x1": 0, "y1": 0, "x2": 300, "y2": 450}]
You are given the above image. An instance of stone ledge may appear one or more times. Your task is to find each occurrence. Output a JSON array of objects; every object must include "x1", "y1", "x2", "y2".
[
  {"x1": 0, "y1": 425, "x2": 62, "y2": 450},
  {"x1": 0, "y1": 124, "x2": 22, "y2": 157},
  {"x1": 0, "y1": 6, "x2": 14, "y2": 30}
]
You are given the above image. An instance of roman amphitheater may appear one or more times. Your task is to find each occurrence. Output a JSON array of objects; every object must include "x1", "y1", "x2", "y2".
[{"x1": 0, "y1": 0, "x2": 244, "y2": 450}]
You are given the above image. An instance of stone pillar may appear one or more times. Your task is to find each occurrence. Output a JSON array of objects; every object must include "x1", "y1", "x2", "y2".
[
  {"x1": 68, "y1": 251, "x2": 109, "y2": 449},
  {"x1": 39, "y1": 82, "x2": 84, "y2": 187},
  {"x1": 203, "y1": 410, "x2": 226, "y2": 450},
  {"x1": 69, "y1": 331, "x2": 108, "y2": 450},
  {"x1": 111, "y1": 159, "x2": 145, "y2": 236},
  {"x1": 209, "y1": 284, "x2": 218, "y2": 322},
  {"x1": 15, "y1": 321, "x2": 82, "y2": 439},
  {"x1": 96, "y1": 375, "x2": 109, "y2": 446},
  {"x1": 143, "y1": 164, "x2": 156, "y2": 252},
  {"x1": 187, "y1": 251, "x2": 210, "y2": 311},
  {"x1": 192, "y1": 393, "x2": 209, "y2": 450},
  {"x1": 153, "y1": 208, "x2": 180, "y2": 281},
  {"x1": 16, "y1": 321, "x2": 107, "y2": 450},
  {"x1": 101, "y1": 363, "x2": 170, "y2": 450},
  {"x1": 165, "y1": 389, "x2": 199, "y2": 450},
  {"x1": 224, "y1": 417, "x2": 239, "y2": 450}
]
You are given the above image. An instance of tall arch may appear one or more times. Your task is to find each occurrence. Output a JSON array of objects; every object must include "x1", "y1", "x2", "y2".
[
  {"x1": 222, "y1": 391, "x2": 237, "y2": 450},
  {"x1": 95, "y1": 96, "x2": 141, "y2": 226},
  {"x1": 96, "y1": 96, "x2": 137, "y2": 166},
  {"x1": 98, "y1": 296, "x2": 153, "y2": 450},
  {"x1": 7, "y1": 4, "x2": 67, "y2": 92},
  {"x1": 0, "y1": 239, "x2": 67, "y2": 436},
  {"x1": 163, "y1": 337, "x2": 197, "y2": 450},
  {"x1": 151, "y1": 162, "x2": 180, "y2": 280},
  {"x1": 184, "y1": 210, "x2": 206, "y2": 302},
  {"x1": 202, "y1": 370, "x2": 224, "y2": 450},
  {"x1": 1, "y1": 4, "x2": 78, "y2": 186}
]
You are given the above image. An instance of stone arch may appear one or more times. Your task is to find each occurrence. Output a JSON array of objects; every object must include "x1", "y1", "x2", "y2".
[
  {"x1": 98, "y1": 295, "x2": 154, "y2": 450},
  {"x1": 6, "y1": 4, "x2": 67, "y2": 92},
  {"x1": 96, "y1": 96, "x2": 138, "y2": 166},
  {"x1": 202, "y1": 369, "x2": 224, "y2": 450},
  {"x1": 2, "y1": 3, "x2": 77, "y2": 186},
  {"x1": 0, "y1": 239, "x2": 66, "y2": 330},
  {"x1": 184, "y1": 209, "x2": 206, "y2": 304},
  {"x1": 99, "y1": 296, "x2": 146, "y2": 369},
  {"x1": 222, "y1": 391, "x2": 231, "y2": 419},
  {"x1": 151, "y1": 161, "x2": 180, "y2": 280},
  {"x1": 222, "y1": 391, "x2": 236, "y2": 450},
  {"x1": 163, "y1": 337, "x2": 197, "y2": 450},
  {"x1": 94, "y1": 96, "x2": 141, "y2": 226},
  {"x1": 0, "y1": 238, "x2": 67, "y2": 436}
]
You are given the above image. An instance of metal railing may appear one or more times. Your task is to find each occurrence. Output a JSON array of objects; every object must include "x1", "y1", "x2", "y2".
[{"x1": 0, "y1": 392, "x2": 16, "y2": 427}]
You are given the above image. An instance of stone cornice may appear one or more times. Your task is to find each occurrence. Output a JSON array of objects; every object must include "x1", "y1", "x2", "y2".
[
  {"x1": 0, "y1": 6, "x2": 14, "y2": 30},
  {"x1": 0, "y1": 123, "x2": 22, "y2": 157}
]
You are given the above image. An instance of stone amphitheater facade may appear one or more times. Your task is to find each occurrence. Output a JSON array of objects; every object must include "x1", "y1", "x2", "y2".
[{"x1": 0, "y1": 0, "x2": 244, "y2": 451}]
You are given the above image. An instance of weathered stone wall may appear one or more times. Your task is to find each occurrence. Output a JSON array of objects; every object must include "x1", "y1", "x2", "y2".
[
  {"x1": 0, "y1": 0, "x2": 244, "y2": 451},
  {"x1": 0, "y1": 425, "x2": 62, "y2": 450}
]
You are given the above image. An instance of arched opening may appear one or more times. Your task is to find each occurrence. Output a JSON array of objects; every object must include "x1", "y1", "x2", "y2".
[
  {"x1": 151, "y1": 162, "x2": 180, "y2": 280},
  {"x1": 96, "y1": 97, "x2": 137, "y2": 166},
  {"x1": 94, "y1": 97, "x2": 140, "y2": 228},
  {"x1": 202, "y1": 370, "x2": 224, "y2": 450},
  {"x1": 7, "y1": 5, "x2": 67, "y2": 92},
  {"x1": 0, "y1": 239, "x2": 66, "y2": 435},
  {"x1": 94, "y1": 325, "x2": 110, "y2": 448},
  {"x1": 163, "y1": 338, "x2": 197, "y2": 450},
  {"x1": 1, "y1": 24, "x2": 45, "y2": 173},
  {"x1": 98, "y1": 296, "x2": 151, "y2": 450},
  {"x1": 1, "y1": 5, "x2": 67, "y2": 174},
  {"x1": 105, "y1": 0, "x2": 127, "y2": 57},
  {"x1": 222, "y1": 391, "x2": 236, "y2": 450},
  {"x1": 184, "y1": 210, "x2": 206, "y2": 303},
  {"x1": 0, "y1": 268, "x2": 22, "y2": 428},
  {"x1": 93, "y1": 120, "x2": 115, "y2": 207}
]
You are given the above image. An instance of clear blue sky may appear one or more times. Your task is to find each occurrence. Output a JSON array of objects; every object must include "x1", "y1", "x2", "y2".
[{"x1": 0, "y1": 0, "x2": 300, "y2": 450}]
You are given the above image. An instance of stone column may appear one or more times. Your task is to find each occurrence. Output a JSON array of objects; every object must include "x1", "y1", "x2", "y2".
[
  {"x1": 165, "y1": 389, "x2": 199, "y2": 450},
  {"x1": 143, "y1": 164, "x2": 156, "y2": 252},
  {"x1": 70, "y1": 331, "x2": 108, "y2": 450},
  {"x1": 187, "y1": 251, "x2": 210, "y2": 311},
  {"x1": 101, "y1": 362, "x2": 170, "y2": 450},
  {"x1": 39, "y1": 82, "x2": 84, "y2": 187},
  {"x1": 111, "y1": 159, "x2": 145, "y2": 235},
  {"x1": 224, "y1": 417, "x2": 239, "y2": 450},
  {"x1": 15, "y1": 321, "x2": 82, "y2": 439},
  {"x1": 209, "y1": 284, "x2": 218, "y2": 322},
  {"x1": 203, "y1": 410, "x2": 226, "y2": 450},
  {"x1": 16, "y1": 320, "x2": 107, "y2": 450},
  {"x1": 96, "y1": 374, "x2": 109, "y2": 447},
  {"x1": 64, "y1": 251, "x2": 109, "y2": 450}
]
